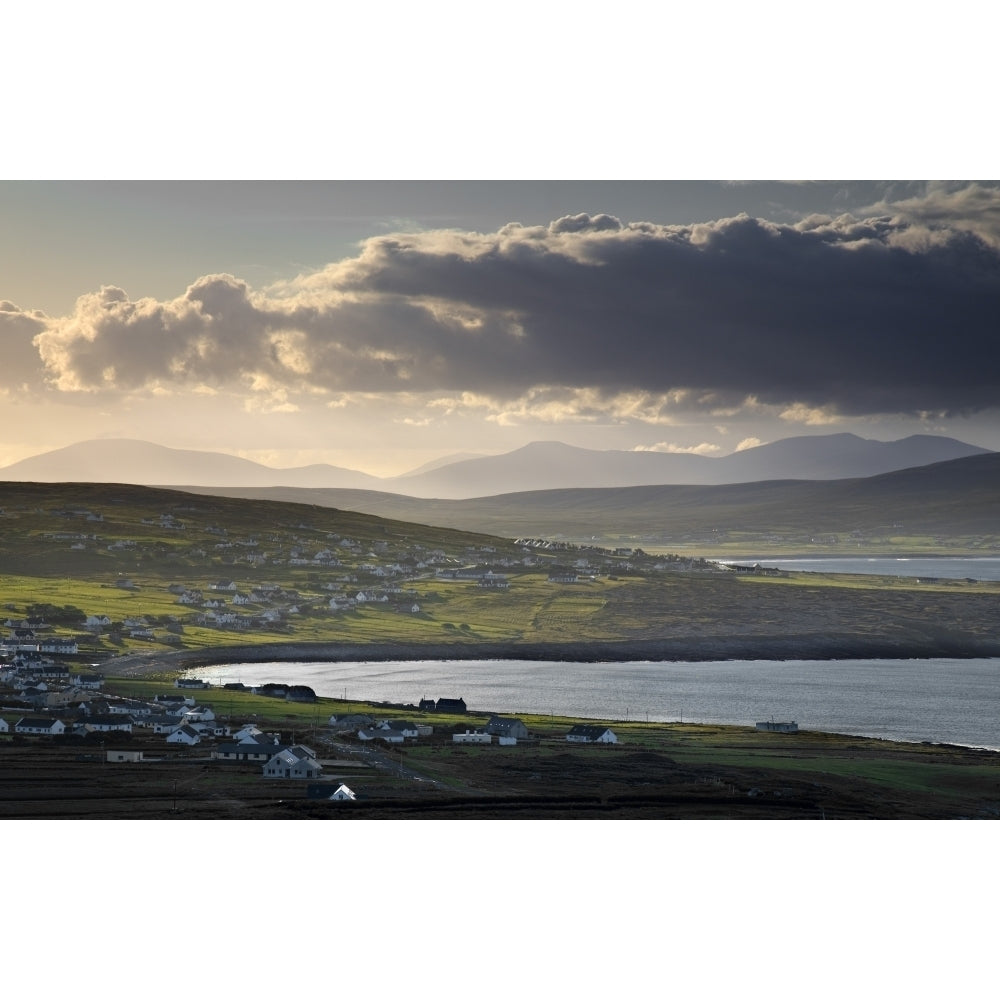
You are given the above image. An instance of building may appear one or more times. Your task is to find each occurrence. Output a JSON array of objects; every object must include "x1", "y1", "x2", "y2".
[
  {"x1": 453, "y1": 730, "x2": 491, "y2": 744},
  {"x1": 485, "y1": 716, "x2": 529, "y2": 740},
  {"x1": 14, "y1": 717, "x2": 66, "y2": 736},
  {"x1": 756, "y1": 720, "x2": 798, "y2": 733},
  {"x1": 263, "y1": 746, "x2": 322, "y2": 779},
  {"x1": 566, "y1": 725, "x2": 618, "y2": 744}
]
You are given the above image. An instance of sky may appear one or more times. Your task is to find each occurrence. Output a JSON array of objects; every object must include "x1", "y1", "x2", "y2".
[
  {"x1": 2, "y1": 8, "x2": 997, "y2": 479},
  {"x1": 3, "y1": 179, "x2": 999, "y2": 477}
]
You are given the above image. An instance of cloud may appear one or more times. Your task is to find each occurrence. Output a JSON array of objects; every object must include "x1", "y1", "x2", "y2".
[
  {"x1": 31, "y1": 186, "x2": 1000, "y2": 421},
  {"x1": 634, "y1": 441, "x2": 722, "y2": 456},
  {"x1": 0, "y1": 300, "x2": 49, "y2": 391}
]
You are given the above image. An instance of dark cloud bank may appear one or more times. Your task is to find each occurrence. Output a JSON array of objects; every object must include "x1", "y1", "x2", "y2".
[{"x1": 30, "y1": 184, "x2": 1000, "y2": 419}]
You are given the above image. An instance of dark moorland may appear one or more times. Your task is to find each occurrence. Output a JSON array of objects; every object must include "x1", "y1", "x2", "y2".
[{"x1": 3, "y1": 695, "x2": 998, "y2": 819}]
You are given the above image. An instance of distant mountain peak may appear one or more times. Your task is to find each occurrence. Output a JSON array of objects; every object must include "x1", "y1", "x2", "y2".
[{"x1": 0, "y1": 433, "x2": 991, "y2": 498}]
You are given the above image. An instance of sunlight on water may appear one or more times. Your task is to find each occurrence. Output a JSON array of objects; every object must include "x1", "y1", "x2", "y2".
[{"x1": 189, "y1": 657, "x2": 1000, "y2": 750}]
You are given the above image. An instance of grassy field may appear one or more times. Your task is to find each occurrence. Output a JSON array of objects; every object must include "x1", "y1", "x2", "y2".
[{"x1": 2, "y1": 480, "x2": 998, "y2": 666}]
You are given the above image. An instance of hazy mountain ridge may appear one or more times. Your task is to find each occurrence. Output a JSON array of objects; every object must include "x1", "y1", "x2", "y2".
[
  {"x1": 0, "y1": 433, "x2": 990, "y2": 497},
  {"x1": 0, "y1": 439, "x2": 386, "y2": 490},
  {"x1": 180, "y1": 452, "x2": 1000, "y2": 549},
  {"x1": 392, "y1": 434, "x2": 993, "y2": 497}
]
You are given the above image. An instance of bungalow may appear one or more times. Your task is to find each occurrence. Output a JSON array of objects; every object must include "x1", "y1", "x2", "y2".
[
  {"x1": 15, "y1": 717, "x2": 66, "y2": 736},
  {"x1": 358, "y1": 727, "x2": 404, "y2": 744},
  {"x1": 238, "y1": 732, "x2": 282, "y2": 748},
  {"x1": 82, "y1": 715, "x2": 134, "y2": 734},
  {"x1": 380, "y1": 719, "x2": 418, "y2": 738},
  {"x1": 262, "y1": 746, "x2": 322, "y2": 779},
  {"x1": 566, "y1": 725, "x2": 618, "y2": 744},
  {"x1": 328, "y1": 714, "x2": 373, "y2": 731},
  {"x1": 189, "y1": 720, "x2": 229, "y2": 738},
  {"x1": 183, "y1": 706, "x2": 216, "y2": 722},
  {"x1": 330, "y1": 783, "x2": 356, "y2": 801},
  {"x1": 213, "y1": 740, "x2": 282, "y2": 762},
  {"x1": 453, "y1": 730, "x2": 491, "y2": 744},
  {"x1": 165, "y1": 725, "x2": 201, "y2": 745},
  {"x1": 232, "y1": 724, "x2": 265, "y2": 741},
  {"x1": 74, "y1": 674, "x2": 104, "y2": 690},
  {"x1": 152, "y1": 716, "x2": 186, "y2": 734}
]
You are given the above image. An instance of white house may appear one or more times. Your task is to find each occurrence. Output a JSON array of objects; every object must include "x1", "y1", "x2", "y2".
[
  {"x1": 379, "y1": 719, "x2": 418, "y2": 738},
  {"x1": 453, "y1": 731, "x2": 491, "y2": 744},
  {"x1": 183, "y1": 706, "x2": 216, "y2": 723},
  {"x1": 566, "y1": 725, "x2": 618, "y2": 744},
  {"x1": 330, "y1": 783, "x2": 356, "y2": 801},
  {"x1": 358, "y1": 728, "x2": 404, "y2": 743},
  {"x1": 165, "y1": 725, "x2": 201, "y2": 745},
  {"x1": 83, "y1": 715, "x2": 134, "y2": 733},
  {"x1": 0, "y1": 718, "x2": 9, "y2": 733},
  {"x1": 262, "y1": 746, "x2": 322, "y2": 779},
  {"x1": 232, "y1": 724, "x2": 266, "y2": 742},
  {"x1": 15, "y1": 717, "x2": 66, "y2": 736}
]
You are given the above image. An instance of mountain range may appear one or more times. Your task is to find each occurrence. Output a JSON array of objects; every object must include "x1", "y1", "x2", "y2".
[
  {"x1": 0, "y1": 433, "x2": 991, "y2": 498},
  {"x1": 183, "y1": 451, "x2": 1000, "y2": 549}
]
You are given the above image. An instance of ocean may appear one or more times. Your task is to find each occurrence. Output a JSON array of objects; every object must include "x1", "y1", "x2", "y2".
[{"x1": 186, "y1": 656, "x2": 1000, "y2": 750}]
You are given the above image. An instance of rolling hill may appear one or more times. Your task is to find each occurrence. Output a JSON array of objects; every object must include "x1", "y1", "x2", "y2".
[
  {"x1": 387, "y1": 434, "x2": 993, "y2": 497},
  {"x1": 0, "y1": 433, "x2": 990, "y2": 497},
  {"x1": 181, "y1": 452, "x2": 1000, "y2": 553}
]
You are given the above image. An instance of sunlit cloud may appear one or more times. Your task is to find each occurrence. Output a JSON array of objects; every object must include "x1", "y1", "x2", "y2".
[
  {"x1": 633, "y1": 441, "x2": 722, "y2": 455},
  {"x1": 21, "y1": 186, "x2": 1000, "y2": 434},
  {"x1": 779, "y1": 403, "x2": 843, "y2": 425}
]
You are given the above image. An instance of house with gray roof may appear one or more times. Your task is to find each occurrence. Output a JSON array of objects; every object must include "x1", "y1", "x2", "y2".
[
  {"x1": 262, "y1": 745, "x2": 321, "y2": 779},
  {"x1": 485, "y1": 716, "x2": 529, "y2": 740},
  {"x1": 165, "y1": 725, "x2": 201, "y2": 745},
  {"x1": 566, "y1": 724, "x2": 618, "y2": 744},
  {"x1": 15, "y1": 717, "x2": 66, "y2": 736}
]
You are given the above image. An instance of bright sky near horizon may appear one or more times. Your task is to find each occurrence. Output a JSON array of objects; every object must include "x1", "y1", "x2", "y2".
[{"x1": 2, "y1": 10, "x2": 996, "y2": 478}]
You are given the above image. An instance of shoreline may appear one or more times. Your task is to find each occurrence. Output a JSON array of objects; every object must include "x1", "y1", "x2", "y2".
[{"x1": 100, "y1": 633, "x2": 1000, "y2": 678}]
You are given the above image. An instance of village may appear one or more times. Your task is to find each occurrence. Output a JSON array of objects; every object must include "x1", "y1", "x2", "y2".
[
  {"x1": 0, "y1": 635, "x2": 623, "y2": 811},
  {"x1": 0, "y1": 485, "x2": 722, "y2": 660}
]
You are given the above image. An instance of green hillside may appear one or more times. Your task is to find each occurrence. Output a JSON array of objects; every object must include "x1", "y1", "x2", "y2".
[{"x1": 2, "y1": 480, "x2": 999, "y2": 667}]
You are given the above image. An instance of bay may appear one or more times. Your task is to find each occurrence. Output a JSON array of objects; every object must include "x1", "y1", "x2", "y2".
[
  {"x1": 714, "y1": 556, "x2": 1000, "y2": 580},
  {"x1": 187, "y1": 656, "x2": 1000, "y2": 751}
]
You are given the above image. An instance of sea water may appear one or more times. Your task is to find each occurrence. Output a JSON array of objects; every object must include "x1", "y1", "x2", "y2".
[{"x1": 187, "y1": 656, "x2": 1000, "y2": 750}]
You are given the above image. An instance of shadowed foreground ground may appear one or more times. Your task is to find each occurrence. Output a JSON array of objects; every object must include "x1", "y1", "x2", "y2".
[{"x1": 2, "y1": 722, "x2": 997, "y2": 820}]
